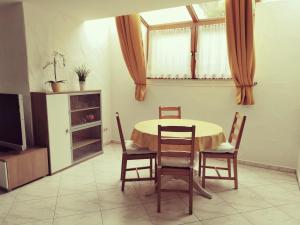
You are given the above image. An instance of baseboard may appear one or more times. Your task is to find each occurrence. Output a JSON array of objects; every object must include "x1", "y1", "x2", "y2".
[
  {"x1": 103, "y1": 140, "x2": 114, "y2": 146},
  {"x1": 238, "y1": 159, "x2": 296, "y2": 174}
]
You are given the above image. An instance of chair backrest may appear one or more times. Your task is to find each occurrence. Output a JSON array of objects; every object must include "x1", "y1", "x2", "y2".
[
  {"x1": 159, "y1": 106, "x2": 181, "y2": 119},
  {"x1": 115, "y1": 112, "x2": 126, "y2": 153},
  {"x1": 228, "y1": 112, "x2": 247, "y2": 151},
  {"x1": 157, "y1": 125, "x2": 196, "y2": 168}
]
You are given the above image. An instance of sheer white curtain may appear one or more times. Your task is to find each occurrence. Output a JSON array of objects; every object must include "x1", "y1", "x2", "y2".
[
  {"x1": 196, "y1": 23, "x2": 231, "y2": 79},
  {"x1": 147, "y1": 28, "x2": 191, "y2": 79}
]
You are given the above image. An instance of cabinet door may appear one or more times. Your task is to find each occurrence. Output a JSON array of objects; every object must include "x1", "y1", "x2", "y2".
[{"x1": 47, "y1": 94, "x2": 72, "y2": 173}]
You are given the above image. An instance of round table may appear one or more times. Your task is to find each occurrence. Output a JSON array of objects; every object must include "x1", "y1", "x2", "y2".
[
  {"x1": 131, "y1": 119, "x2": 226, "y2": 199},
  {"x1": 131, "y1": 119, "x2": 226, "y2": 152}
]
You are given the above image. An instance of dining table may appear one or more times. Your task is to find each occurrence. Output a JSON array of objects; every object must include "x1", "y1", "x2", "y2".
[{"x1": 131, "y1": 118, "x2": 226, "y2": 199}]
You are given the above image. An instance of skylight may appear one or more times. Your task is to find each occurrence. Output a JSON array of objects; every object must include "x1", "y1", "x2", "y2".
[
  {"x1": 140, "y1": 1, "x2": 258, "y2": 26},
  {"x1": 140, "y1": 6, "x2": 192, "y2": 26},
  {"x1": 193, "y1": 0, "x2": 225, "y2": 19}
]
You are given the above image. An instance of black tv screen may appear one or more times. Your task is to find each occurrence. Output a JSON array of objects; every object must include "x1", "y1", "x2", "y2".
[{"x1": 0, "y1": 93, "x2": 26, "y2": 151}]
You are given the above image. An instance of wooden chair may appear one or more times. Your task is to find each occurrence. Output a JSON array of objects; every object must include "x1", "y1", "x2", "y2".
[
  {"x1": 157, "y1": 125, "x2": 196, "y2": 215},
  {"x1": 199, "y1": 112, "x2": 246, "y2": 189},
  {"x1": 115, "y1": 112, "x2": 156, "y2": 191},
  {"x1": 159, "y1": 106, "x2": 181, "y2": 119}
]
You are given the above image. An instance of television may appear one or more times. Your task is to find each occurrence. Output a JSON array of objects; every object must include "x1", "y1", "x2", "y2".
[{"x1": 0, "y1": 93, "x2": 26, "y2": 151}]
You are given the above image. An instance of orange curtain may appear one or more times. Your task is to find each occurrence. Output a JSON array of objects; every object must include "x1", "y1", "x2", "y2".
[
  {"x1": 115, "y1": 15, "x2": 147, "y2": 101},
  {"x1": 226, "y1": 0, "x2": 256, "y2": 105}
]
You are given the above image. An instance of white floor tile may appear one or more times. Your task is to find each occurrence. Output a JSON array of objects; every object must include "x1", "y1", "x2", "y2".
[
  {"x1": 53, "y1": 212, "x2": 102, "y2": 225},
  {"x1": 277, "y1": 202, "x2": 300, "y2": 220},
  {"x1": 0, "y1": 144, "x2": 298, "y2": 225},
  {"x1": 201, "y1": 214, "x2": 252, "y2": 225},
  {"x1": 4, "y1": 198, "x2": 56, "y2": 225},
  {"x1": 101, "y1": 206, "x2": 152, "y2": 225},
  {"x1": 241, "y1": 207, "x2": 292, "y2": 225},
  {"x1": 0, "y1": 192, "x2": 16, "y2": 218},
  {"x1": 55, "y1": 192, "x2": 100, "y2": 218}
]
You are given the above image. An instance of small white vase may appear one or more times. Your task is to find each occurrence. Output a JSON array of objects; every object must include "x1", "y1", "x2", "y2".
[{"x1": 79, "y1": 81, "x2": 86, "y2": 91}]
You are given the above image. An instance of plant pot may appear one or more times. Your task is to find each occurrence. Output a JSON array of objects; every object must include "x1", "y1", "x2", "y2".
[
  {"x1": 51, "y1": 82, "x2": 61, "y2": 92},
  {"x1": 79, "y1": 81, "x2": 86, "y2": 91}
]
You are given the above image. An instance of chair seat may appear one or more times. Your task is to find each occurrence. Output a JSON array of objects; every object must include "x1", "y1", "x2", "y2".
[
  {"x1": 161, "y1": 156, "x2": 191, "y2": 168},
  {"x1": 125, "y1": 140, "x2": 154, "y2": 155},
  {"x1": 203, "y1": 142, "x2": 235, "y2": 154},
  {"x1": 125, "y1": 140, "x2": 139, "y2": 150}
]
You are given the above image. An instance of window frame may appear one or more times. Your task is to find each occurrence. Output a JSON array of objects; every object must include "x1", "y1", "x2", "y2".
[{"x1": 141, "y1": 2, "x2": 259, "y2": 80}]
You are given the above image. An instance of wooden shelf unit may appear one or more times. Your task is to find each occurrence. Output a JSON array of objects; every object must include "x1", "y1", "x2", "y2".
[{"x1": 31, "y1": 90, "x2": 102, "y2": 174}]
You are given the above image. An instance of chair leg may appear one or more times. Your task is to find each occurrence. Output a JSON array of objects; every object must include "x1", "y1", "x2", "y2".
[
  {"x1": 157, "y1": 169, "x2": 161, "y2": 213},
  {"x1": 202, "y1": 155, "x2": 206, "y2": 188},
  {"x1": 227, "y1": 158, "x2": 231, "y2": 178},
  {"x1": 150, "y1": 158, "x2": 153, "y2": 179},
  {"x1": 189, "y1": 169, "x2": 193, "y2": 215},
  {"x1": 121, "y1": 157, "x2": 127, "y2": 191},
  {"x1": 233, "y1": 157, "x2": 238, "y2": 189},
  {"x1": 198, "y1": 152, "x2": 202, "y2": 177},
  {"x1": 120, "y1": 156, "x2": 125, "y2": 180}
]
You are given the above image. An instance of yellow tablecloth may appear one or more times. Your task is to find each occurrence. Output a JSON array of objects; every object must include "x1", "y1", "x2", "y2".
[{"x1": 131, "y1": 119, "x2": 226, "y2": 151}]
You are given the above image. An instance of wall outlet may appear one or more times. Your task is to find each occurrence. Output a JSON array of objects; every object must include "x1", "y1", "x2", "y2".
[{"x1": 104, "y1": 128, "x2": 108, "y2": 132}]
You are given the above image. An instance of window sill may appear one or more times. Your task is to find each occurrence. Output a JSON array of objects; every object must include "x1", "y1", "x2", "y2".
[{"x1": 147, "y1": 78, "x2": 235, "y2": 87}]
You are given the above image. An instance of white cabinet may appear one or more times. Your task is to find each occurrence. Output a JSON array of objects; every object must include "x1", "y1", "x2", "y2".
[
  {"x1": 31, "y1": 91, "x2": 102, "y2": 174},
  {"x1": 46, "y1": 94, "x2": 72, "y2": 172}
]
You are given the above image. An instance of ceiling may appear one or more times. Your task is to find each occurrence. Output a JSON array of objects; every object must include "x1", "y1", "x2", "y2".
[{"x1": 0, "y1": 0, "x2": 215, "y2": 20}]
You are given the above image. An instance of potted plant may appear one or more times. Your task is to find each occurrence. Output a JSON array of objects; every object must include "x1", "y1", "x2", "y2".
[
  {"x1": 74, "y1": 65, "x2": 90, "y2": 91},
  {"x1": 43, "y1": 51, "x2": 66, "y2": 92}
]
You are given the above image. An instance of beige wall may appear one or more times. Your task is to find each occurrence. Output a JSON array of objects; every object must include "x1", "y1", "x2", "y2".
[
  {"x1": 0, "y1": 3, "x2": 33, "y2": 146},
  {"x1": 110, "y1": 0, "x2": 300, "y2": 169},
  {"x1": 23, "y1": 2, "x2": 114, "y2": 143}
]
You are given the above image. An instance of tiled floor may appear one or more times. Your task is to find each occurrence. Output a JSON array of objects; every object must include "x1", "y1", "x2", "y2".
[{"x1": 0, "y1": 143, "x2": 300, "y2": 225}]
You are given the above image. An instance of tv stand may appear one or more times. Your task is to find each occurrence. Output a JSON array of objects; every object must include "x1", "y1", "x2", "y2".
[{"x1": 0, "y1": 147, "x2": 48, "y2": 191}]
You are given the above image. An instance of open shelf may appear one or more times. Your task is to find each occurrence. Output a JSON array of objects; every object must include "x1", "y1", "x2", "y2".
[
  {"x1": 71, "y1": 125, "x2": 102, "y2": 162},
  {"x1": 71, "y1": 121, "x2": 101, "y2": 132},
  {"x1": 73, "y1": 141, "x2": 102, "y2": 162},
  {"x1": 71, "y1": 108, "x2": 100, "y2": 127},
  {"x1": 71, "y1": 106, "x2": 100, "y2": 113},
  {"x1": 72, "y1": 138, "x2": 101, "y2": 150},
  {"x1": 70, "y1": 93, "x2": 100, "y2": 111}
]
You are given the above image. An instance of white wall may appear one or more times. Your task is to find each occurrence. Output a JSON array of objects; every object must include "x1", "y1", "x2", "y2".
[
  {"x1": 0, "y1": 3, "x2": 33, "y2": 146},
  {"x1": 23, "y1": 2, "x2": 114, "y2": 143},
  {"x1": 111, "y1": 0, "x2": 300, "y2": 169}
]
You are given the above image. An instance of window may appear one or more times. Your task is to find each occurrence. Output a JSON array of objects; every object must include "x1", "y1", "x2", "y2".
[
  {"x1": 196, "y1": 23, "x2": 231, "y2": 79},
  {"x1": 147, "y1": 28, "x2": 191, "y2": 79},
  {"x1": 140, "y1": 6, "x2": 192, "y2": 26},
  {"x1": 193, "y1": 1, "x2": 226, "y2": 19},
  {"x1": 140, "y1": 1, "x2": 233, "y2": 80}
]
